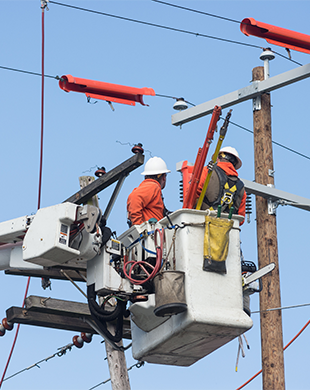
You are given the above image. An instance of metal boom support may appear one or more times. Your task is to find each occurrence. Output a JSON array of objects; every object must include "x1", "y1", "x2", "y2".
[{"x1": 64, "y1": 153, "x2": 144, "y2": 205}]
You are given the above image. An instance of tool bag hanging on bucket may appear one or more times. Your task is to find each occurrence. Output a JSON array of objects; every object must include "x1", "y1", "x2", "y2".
[{"x1": 203, "y1": 215, "x2": 233, "y2": 274}]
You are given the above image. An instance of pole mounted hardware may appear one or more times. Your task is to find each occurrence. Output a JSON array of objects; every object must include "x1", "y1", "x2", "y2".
[
  {"x1": 59, "y1": 74, "x2": 155, "y2": 106},
  {"x1": 240, "y1": 18, "x2": 310, "y2": 54}
]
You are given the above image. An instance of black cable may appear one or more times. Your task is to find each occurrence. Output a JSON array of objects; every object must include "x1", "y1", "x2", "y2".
[
  {"x1": 87, "y1": 284, "x2": 124, "y2": 322},
  {"x1": 270, "y1": 50, "x2": 302, "y2": 66},
  {"x1": 90, "y1": 308, "x2": 124, "y2": 344},
  {"x1": 87, "y1": 285, "x2": 126, "y2": 344},
  {"x1": 151, "y1": 0, "x2": 241, "y2": 24},
  {"x1": 156, "y1": 93, "x2": 196, "y2": 106},
  {"x1": 48, "y1": 1, "x2": 303, "y2": 66},
  {"x1": 0, "y1": 65, "x2": 61, "y2": 80},
  {"x1": 88, "y1": 361, "x2": 145, "y2": 390},
  {"x1": 48, "y1": 1, "x2": 266, "y2": 50},
  {"x1": 2, "y1": 59, "x2": 306, "y2": 160},
  {"x1": 1, "y1": 62, "x2": 307, "y2": 161},
  {"x1": 221, "y1": 117, "x2": 310, "y2": 161},
  {"x1": 150, "y1": 0, "x2": 303, "y2": 66}
]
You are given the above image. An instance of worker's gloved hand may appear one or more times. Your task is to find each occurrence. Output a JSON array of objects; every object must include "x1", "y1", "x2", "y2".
[{"x1": 207, "y1": 160, "x2": 214, "y2": 171}]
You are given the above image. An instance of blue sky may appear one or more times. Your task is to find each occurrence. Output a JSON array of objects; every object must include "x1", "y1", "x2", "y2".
[{"x1": 0, "y1": 1, "x2": 310, "y2": 389}]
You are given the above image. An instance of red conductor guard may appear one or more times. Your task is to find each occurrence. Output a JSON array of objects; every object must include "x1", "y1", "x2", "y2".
[
  {"x1": 59, "y1": 75, "x2": 156, "y2": 106},
  {"x1": 241, "y1": 18, "x2": 310, "y2": 54}
]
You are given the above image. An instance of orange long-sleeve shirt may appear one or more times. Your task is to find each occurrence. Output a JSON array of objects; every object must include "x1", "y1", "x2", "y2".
[
  {"x1": 127, "y1": 179, "x2": 164, "y2": 226},
  {"x1": 197, "y1": 161, "x2": 246, "y2": 225}
]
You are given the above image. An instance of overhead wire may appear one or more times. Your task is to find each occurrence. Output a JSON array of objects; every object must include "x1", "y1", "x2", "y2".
[
  {"x1": 88, "y1": 361, "x2": 145, "y2": 390},
  {"x1": 251, "y1": 302, "x2": 310, "y2": 314},
  {"x1": 2, "y1": 342, "x2": 75, "y2": 383},
  {"x1": 0, "y1": 65, "x2": 61, "y2": 80},
  {"x1": 0, "y1": 0, "x2": 306, "y2": 386},
  {"x1": 222, "y1": 117, "x2": 310, "y2": 161},
  {"x1": 0, "y1": 4, "x2": 47, "y2": 387},
  {"x1": 236, "y1": 319, "x2": 310, "y2": 390},
  {"x1": 1, "y1": 62, "x2": 309, "y2": 162},
  {"x1": 151, "y1": 0, "x2": 245, "y2": 24},
  {"x1": 38, "y1": 0, "x2": 46, "y2": 211},
  {"x1": 48, "y1": 0, "x2": 300, "y2": 61},
  {"x1": 0, "y1": 3, "x2": 308, "y2": 388},
  {"x1": 150, "y1": 0, "x2": 303, "y2": 66}
]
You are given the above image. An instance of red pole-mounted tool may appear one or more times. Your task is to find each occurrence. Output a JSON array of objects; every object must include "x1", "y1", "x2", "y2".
[
  {"x1": 241, "y1": 18, "x2": 310, "y2": 54},
  {"x1": 59, "y1": 75, "x2": 156, "y2": 106},
  {"x1": 183, "y1": 105, "x2": 222, "y2": 209}
]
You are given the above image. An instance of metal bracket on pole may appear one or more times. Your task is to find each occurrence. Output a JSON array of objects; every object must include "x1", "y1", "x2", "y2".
[
  {"x1": 268, "y1": 198, "x2": 278, "y2": 215},
  {"x1": 267, "y1": 184, "x2": 278, "y2": 215},
  {"x1": 253, "y1": 95, "x2": 261, "y2": 111}
]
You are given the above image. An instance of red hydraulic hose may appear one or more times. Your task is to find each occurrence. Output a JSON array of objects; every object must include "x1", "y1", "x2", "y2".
[
  {"x1": 0, "y1": 4, "x2": 47, "y2": 387},
  {"x1": 123, "y1": 228, "x2": 164, "y2": 285},
  {"x1": 37, "y1": 2, "x2": 45, "y2": 210},
  {"x1": 0, "y1": 277, "x2": 31, "y2": 388}
]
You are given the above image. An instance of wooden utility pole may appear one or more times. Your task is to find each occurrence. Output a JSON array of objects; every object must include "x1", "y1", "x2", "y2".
[
  {"x1": 105, "y1": 323, "x2": 131, "y2": 390},
  {"x1": 253, "y1": 66, "x2": 285, "y2": 390},
  {"x1": 102, "y1": 319, "x2": 131, "y2": 390}
]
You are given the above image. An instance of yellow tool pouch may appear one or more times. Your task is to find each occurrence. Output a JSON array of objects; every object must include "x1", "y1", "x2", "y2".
[{"x1": 203, "y1": 215, "x2": 233, "y2": 274}]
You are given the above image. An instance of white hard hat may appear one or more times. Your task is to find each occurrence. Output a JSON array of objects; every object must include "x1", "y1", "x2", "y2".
[
  {"x1": 219, "y1": 146, "x2": 242, "y2": 169},
  {"x1": 141, "y1": 157, "x2": 171, "y2": 176}
]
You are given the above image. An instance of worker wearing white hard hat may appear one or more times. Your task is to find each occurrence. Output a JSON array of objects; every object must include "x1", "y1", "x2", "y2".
[
  {"x1": 197, "y1": 146, "x2": 246, "y2": 225},
  {"x1": 127, "y1": 157, "x2": 171, "y2": 226}
]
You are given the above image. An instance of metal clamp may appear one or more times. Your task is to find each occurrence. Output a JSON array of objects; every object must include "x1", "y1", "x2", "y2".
[{"x1": 253, "y1": 95, "x2": 261, "y2": 111}]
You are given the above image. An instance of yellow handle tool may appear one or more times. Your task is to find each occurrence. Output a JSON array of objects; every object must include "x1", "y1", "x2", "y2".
[{"x1": 196, "y1": 110, "x2": 232, "y2": 211}]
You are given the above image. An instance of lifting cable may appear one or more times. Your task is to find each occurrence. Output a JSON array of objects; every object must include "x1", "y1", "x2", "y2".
[
  {"x1": 236, "y1": 319, "x2": 310, "y2": 390},
  {"x1": 0, "y1": 3, "x2": 47, "y2": 388}
]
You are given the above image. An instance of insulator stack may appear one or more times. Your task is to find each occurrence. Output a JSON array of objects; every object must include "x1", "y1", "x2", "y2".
[
  {"x1": 0, "y1": 318, "x2": 14, "y2": 336},
  {"x1": 81, "y1": 332, "x2": 93, "y2": 343},
  {"x1": 179, "y1": 180, "x2": 183, "y2": 203},
  {"x1": 245, "y1": 195, "x2": 252, "y2": 224},
  {"x1": 95, "y1": 167, "x2": 106, "y2": 177},
  {"x1": 72, "y1": 332, "x2": 93, "y2": 348},
  {"x1": 131, "y1": 143, "x2": 144, "y2": 154}
]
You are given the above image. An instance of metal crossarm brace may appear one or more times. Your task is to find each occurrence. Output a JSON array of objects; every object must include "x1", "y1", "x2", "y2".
[
  {"x1": 241, "y1": 179, "x2": 310, "y2": 212},
  {"x1": 172, "y1": 63, "x2": 310, "y2": 126}
]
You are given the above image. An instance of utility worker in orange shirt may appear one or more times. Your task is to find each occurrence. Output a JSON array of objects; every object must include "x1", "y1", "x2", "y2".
[
  {"x1": 197, "y1": 146, "x2": 246, "y2": 225},
  {"x1": 127, "y1": 157, "x2": 171, "y2": 226}
]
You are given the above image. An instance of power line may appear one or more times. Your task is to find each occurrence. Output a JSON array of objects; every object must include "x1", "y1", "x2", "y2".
[
  {"x1": 236, "y1": 319, "x2": 310, "y2": 390},
  {"x1": 48, "y1": 1, "x2": 267, "y2": 51},
  {"x1": 2, "y1": 342, "x2": 75, "y2": 383},
  {"x1": 225, "y1": 118, "x2": 310, "y2": 161},
  {"x1": 88, "y1": 361, "x2": 145, "y2": 390},
  {"x1": 151, "y1": 0, "x2": 241, "y2": 24},
  {"x1": 150, "y1": 0, "x2": 303, "y2": 66},
  {"x1": 1, "y1": 62, "x2": 308, "y2": 162},
  {"x1": 48, "y1": 1, "x2": 306, "y2": 66},
  {"x1": 0, "y1": 65, "x2": 61, "y2": 80},
  {"x1": 251, "y1": 302, "x2": 310, "y2": 314}
]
